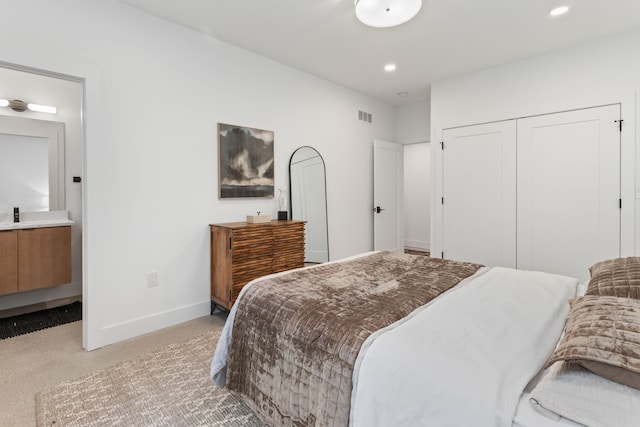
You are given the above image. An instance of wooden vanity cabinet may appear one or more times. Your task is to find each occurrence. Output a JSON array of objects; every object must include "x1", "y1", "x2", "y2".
[
  {"x1": 0, "y1": 226, "x2": 71, "y2": 295},
  {"x1": 18, "y1": 226, "x2": 72, "y2": 291},
  {"x1": 0, "y1": 230, "x2": 18, "y2": 295},
  {"x1": 210, "y1": 220, "x2": 305, "y2": 311}
]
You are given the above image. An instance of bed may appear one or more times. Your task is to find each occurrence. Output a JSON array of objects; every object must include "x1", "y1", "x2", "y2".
[{"x1": 211, "y1": 251, "x2": 640, "y2": 426}]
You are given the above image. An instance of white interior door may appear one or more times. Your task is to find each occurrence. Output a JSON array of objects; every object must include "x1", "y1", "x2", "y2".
[
  {"x1": 373, "y1": 139, "x2": 403, "y2": 252},
  {"x1": 517, "y1": 105, "x2": 621, "y2": 283},
  {"x1": 442, "y1": 121, "x2": 517, "y2": 267}
]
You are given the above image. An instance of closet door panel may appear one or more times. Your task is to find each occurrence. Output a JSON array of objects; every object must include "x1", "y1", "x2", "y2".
[
  {"x1": 442, "y1": 121, "x2": 516, "y2": 267},
  {"x1": 517, "y1": 105, "x2": 620, "y2": 283}
]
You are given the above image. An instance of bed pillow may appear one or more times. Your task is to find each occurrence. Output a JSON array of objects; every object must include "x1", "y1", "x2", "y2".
[
  {"x1": 586, "y1": 257, "x2": 640, "y2": 298},
  {"x1": 545, "y1": 295, "x2": 640, "y2": 389},
  {"x1": 530, "y1": 361, "x2": 640, "y2": 427}
]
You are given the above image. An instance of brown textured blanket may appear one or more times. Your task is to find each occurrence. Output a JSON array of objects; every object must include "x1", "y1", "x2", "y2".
[{"x1": 225, "y1": 251, "x2": 482, "y2": 426}]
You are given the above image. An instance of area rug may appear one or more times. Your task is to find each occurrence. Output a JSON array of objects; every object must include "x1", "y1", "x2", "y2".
[
  {"x1": 0, "y1": 301, "x2": 82, "y2": 340},
  {"x1": 35, "y1": 328, "x2": 264, "y2": 426}
]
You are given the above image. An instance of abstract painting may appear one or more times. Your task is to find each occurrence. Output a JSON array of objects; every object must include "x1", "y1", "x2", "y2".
[{"x1": 218, "y1": 123, "x2": 274, "y2": 198}]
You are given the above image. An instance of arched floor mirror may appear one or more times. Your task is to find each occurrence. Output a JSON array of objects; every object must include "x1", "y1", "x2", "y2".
[{"x1": 289, "y1": 146, "x2": 329, "y2": 263}]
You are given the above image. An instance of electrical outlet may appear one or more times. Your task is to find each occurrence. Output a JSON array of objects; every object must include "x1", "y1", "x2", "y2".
[{"x1": 146, "y1": 271, "x2": 158, "y2": 287}]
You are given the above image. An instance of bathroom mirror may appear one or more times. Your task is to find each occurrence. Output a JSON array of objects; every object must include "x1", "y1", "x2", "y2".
[
  {"x1": 289, "y1": 146, "x2": 329, "y2": 263},
  {"x1": 0, "y1": 115, "x2": 65, "y2": 215}
]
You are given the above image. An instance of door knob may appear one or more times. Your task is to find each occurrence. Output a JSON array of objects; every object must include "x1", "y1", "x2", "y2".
[{"x1": 374, "y1": 206, "x2": 385, "y2": 214}]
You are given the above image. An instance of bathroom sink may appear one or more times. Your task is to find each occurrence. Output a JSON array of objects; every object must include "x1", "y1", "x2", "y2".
[
  {"x1": 0, "y1": 213, "x2": 74, "y2": 230},
  {"x1": 0, "y1": 220, "x2": 74, "y2": 230}
]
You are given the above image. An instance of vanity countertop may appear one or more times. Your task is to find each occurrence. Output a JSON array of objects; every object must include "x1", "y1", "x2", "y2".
[{"x1": 0, "y1": 210, "x2": 74, "y2": 231}]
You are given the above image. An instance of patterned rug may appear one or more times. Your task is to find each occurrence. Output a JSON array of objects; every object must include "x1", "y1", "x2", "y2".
[
  {"x1": 0, "y1": 302, "x2": 82, "y2": 340},
  {"x1": 36, "y1": 329, "x2": 264, "y2": 426}
]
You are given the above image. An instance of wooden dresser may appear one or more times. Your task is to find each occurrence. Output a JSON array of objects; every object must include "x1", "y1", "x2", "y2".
[{"x1": 209, "y1": 220, "x2": 305, "y2": 311}]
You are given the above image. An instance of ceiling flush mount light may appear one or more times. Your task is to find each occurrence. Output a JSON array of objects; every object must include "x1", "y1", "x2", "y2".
[
  {"x1": 0, "y1": 98, "x2": 57, "y2": 114},
  {"x1": 550, "y1": 6, "x2": 569, "y2": 16},
  {"x1": 355, "y1": 0, "x2": 422, "y2": 28},
  {"x1": 384, "y1": 63, "x2": 397, "y2": 72}
]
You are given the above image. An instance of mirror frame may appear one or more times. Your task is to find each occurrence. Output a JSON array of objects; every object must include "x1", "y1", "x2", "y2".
[
  {"x1": 289, "y1": 146, "x2": 329, "y2": 263},
  {"x1": 0, "y1": 115, "x2": 65, "y2": 211}
]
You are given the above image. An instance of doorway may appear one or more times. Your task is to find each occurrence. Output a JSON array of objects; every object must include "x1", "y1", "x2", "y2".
[
  {"x1": 0, "y1": 64, "x2": 84, "y2": 343},
  {"x1": 373, "y1": 139, "x2": 431, "y2": 254},
  {"x1": 403, "y1": 142, "x2": 431, "y2": 254},
  {"x1": 373, "y1": 139, "x2": 403, "y2": 252}
]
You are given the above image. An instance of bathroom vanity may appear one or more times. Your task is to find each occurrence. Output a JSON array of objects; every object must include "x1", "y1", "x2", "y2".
[{"x1": 0, "y1": 211, "x2": 73, "y2": 296}]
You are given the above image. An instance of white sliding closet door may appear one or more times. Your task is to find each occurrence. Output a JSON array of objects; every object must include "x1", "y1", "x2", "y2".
[
  {"x1": 517, "y1": 105, "x2": 620, "y2": 283},
  {"x1": 442, "y1": 121, "x2": 516, "y2": 267}
]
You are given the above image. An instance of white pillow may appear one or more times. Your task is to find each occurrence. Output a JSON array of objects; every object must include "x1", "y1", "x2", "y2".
[{"x1": 530, "y1": 361, "x2": 640, "y2": 427}]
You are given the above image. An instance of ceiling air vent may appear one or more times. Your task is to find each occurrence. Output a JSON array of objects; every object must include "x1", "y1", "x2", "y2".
[{"x1": 358, "y1": 110, "x2": 372, "y2": 123}]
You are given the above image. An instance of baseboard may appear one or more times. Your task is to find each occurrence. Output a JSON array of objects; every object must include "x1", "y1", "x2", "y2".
[
  {"x1": 99, "y1": 300, "x2": 211, "y2": 348},
  {"x1": 0, "y1": 295, "x2": 82, "y2": 319},
  {"x1": 0, "y1": 282, "x2": 82, "y2": 312},
  {"x1": 404, "y1": 239, "x2": 430, "y2": 251}
]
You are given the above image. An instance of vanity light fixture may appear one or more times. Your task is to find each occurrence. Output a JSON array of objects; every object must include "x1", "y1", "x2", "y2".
[
  {"x1": 0, "y1": 98, "x2": 57, "y2": 114},
  {"x1": 26, "y1": 103, "x2": 57, "y2": 114},
  {"x1": 354, "y1": 0, "x2": 422, "y2": 28}
]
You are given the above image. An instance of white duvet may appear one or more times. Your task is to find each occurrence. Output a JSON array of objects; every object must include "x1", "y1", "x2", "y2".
[{"x1": 350, "y1": 267, "x2": 578, "y2": 427}]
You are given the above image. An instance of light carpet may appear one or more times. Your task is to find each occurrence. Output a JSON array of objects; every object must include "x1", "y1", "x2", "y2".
[{"x1": 35, "y1": 329, "x2": 265, "y2": 426}]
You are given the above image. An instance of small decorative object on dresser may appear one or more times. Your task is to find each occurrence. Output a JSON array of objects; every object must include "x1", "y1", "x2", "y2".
[
  {"x1": 209, "y1": 220, "x2": 305, "y2": 313},
  {"x1": 246, "y1": 211, "x2": 270, "y2": 223},
  {"x1": 277, "y1": 186, "x2": 288, "y2": 220}
]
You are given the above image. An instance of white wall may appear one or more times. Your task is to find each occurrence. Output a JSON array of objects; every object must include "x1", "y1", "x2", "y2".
[
  {"x1": 395, "y1": 101, "x2": 430, "y2": 144},
  {"x1": 0, "y1": 67, "x2": 83, "y2": 310},
  {"x1": 403, "y1": 143, "x2": 431, "y2": 251},
  {"x1": 0, "y1": 0, "x2": 395, "y2": 349},
  {"x1": 431, "y1": 28, "x2": 640, "y2": 259}
]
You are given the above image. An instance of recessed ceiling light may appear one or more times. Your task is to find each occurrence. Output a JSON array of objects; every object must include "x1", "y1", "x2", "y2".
[
  {"x1": 550, "y1": 6, "x2": 569, "y2": 16},
  {"x1": 384, "y1": 63, "x2": 397, "y2": 72}
]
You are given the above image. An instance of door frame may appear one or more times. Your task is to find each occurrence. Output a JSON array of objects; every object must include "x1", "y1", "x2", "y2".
[{"x1": 0, "y1": 57, "x2": 102, "y2": 350}]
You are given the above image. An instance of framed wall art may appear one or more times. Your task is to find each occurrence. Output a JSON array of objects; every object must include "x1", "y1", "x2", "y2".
[{"x1": 218, "y1": 123, "x2": 274, "y2": 198}]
